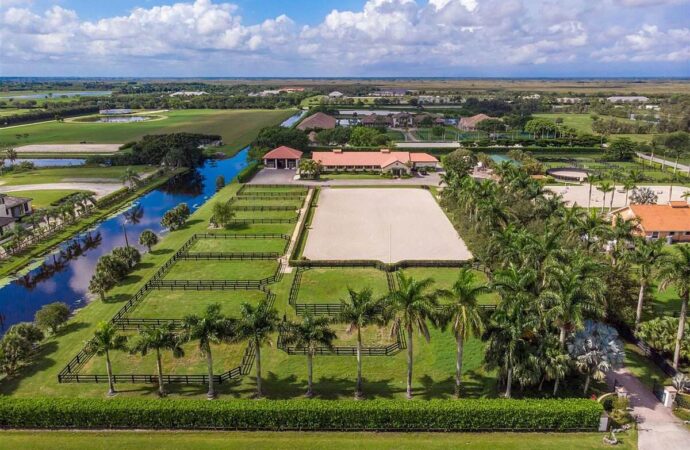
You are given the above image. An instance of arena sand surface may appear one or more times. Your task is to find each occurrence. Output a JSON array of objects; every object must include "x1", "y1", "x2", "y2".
[
  {"x1": 15, "y1": 144, "x2": 120, "y2": 153},
  {"x1": 303, "y1": 188, "x2": 471, "y2": 262}
]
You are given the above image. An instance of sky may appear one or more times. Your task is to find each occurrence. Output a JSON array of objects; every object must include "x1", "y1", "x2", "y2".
[{"x1": 1, "y1": 0, "x2": 689, "y2": 77}]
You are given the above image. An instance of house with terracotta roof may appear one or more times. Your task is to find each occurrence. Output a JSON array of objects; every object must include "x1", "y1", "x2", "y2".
[
  {"x1": 311, "y1": 149, "x2": 439, "y2": 176},
  {"x1": 360, "y1": 113, "x2": 393, "y2": 127},
  {"x1": 262, "y1": 146, "x2": 303, "y2": 170},
  {"x1": 613, "y1": 202, "x2": 690, "y2": 243},
  {"x1": 458, "y1": 113, "x2": 493, "y2": 131},
  {"x1": 296, "y1": 112, "x2": 337, "y2": 131}
]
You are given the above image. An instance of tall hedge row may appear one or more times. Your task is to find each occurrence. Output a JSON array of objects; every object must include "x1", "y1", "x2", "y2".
[
  {"x1": 237, "y1": 161, "x2": 261, "y2": 183},
  {"x1": 0, "y1": 398, "x2": 602, "y2": 431}
]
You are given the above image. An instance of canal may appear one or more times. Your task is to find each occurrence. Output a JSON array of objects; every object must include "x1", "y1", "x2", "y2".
[{"x1": 0, "y1": 148, "x2": 250, "y2": 333}]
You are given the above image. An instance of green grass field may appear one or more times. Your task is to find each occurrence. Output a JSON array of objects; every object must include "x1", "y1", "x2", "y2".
[
  {"x1": 0, "y1": 109, "x2": 296, "y2": 153},
  {"x1": 163, "y1": 259, "x2": 279, "y2": 280},
  {"x1": 0, "y1": 430, "x2": 636, "y2": 450},
  {"x1": 2, "y1": 189, "x2": 88, "y2": 208},
  {"x1": 129, "y1": 289, "x2": 268, "y2": 319},
  {"x1": 533, "y1": 113, "x2": 655, "y2": 143},
  {"x1": 0, "y1": 165, "x2": 150, "y2": 186},
  {"x1": 400, "y1": 268, "x2": 499, "y2": 305},
  {"x1": 296, "y1": 268, "x2": 390, "y2": 304},
  {"x1": 0, "y1": 108, "x2": 34, "y2": 117},
  {"x1": 189, "y1": 237, "x2": 288, "y2": 253}
]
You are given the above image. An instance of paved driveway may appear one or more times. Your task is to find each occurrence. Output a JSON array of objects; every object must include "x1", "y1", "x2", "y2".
[{"x1": 248, "y1": 168, "x2": 442, "y2": 186}]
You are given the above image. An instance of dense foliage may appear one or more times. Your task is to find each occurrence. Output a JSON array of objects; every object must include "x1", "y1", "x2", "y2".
[{"x1": 0, "y1": 397, "x2": 602, "y2": 431}]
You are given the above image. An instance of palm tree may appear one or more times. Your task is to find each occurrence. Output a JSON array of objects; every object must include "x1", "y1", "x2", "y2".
[
  {"x1": 540, "y1": 258, "x2": 605, "y2": 348},
  {"x1": 181, "y1": 304, "x2": 236, "y2": 399},
  {"x1": 622, "y1": 178, "x2": 636, "y2": 206},
  {"x1": 657, "y1": 245, "x2": 690, "y2": 369},
  {"x1": 138, "y1": 229, "x2": 158, "y2": 252},
  {"x1": 121, "y1": 167, "x2": 141, "y2": 190},
  {"x1": 281, "y1": 312, "x2": 337, "y2": 398},
  {"x1": 129, "y1": 323, "x2": 184, "y2": 396},
  {"x1": 122, "y1": 204, "x2": 144, "y2": 247},
  {"x1": 585, "y1": 173, "x2": 601, "y2": 209},
  {"x1": 437, "y1": 268, "x2": 488, "y2": 397},
  {"x1": 5, "y1": 147, "x2": 17, "y2": 166},
  {"x1": 85, "y1": 321, "x2": 128, "y2": 396},
  {"x1": 568, "y1": 321, "x2": 624, "y2": 394},
  {"x1": 597, "y1": 181, "x2": 613, "y2": 213},
  {"x1": 336, "y1": 287, "x2": 388, "y2": 400},
  {"x1": 235, "y1": 299, "x2": 280, "y2": 399},
  {"x1": 626, "y1": 238, "x2": 665, "y2": 331},
  {"x1": 387, "y1": 273, "x2": 438, "y2": 399}
]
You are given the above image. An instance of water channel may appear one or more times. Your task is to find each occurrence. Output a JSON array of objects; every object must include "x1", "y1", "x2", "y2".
[{"x1": 0, "y1": 149, "x2": 250, "y2": 333}]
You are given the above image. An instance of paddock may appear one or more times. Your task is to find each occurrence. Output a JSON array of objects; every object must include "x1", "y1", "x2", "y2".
[{"x1": 303, "y1": 188, "x2": 471, "y2": 262}]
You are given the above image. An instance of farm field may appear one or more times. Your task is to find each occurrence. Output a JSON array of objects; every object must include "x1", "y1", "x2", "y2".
[
  {"x1": 0, "y1": 430, "x2": 637, "y2": 450},
  {"x1": 0, "y1": 109, "x2": 297, "y2": 154}
]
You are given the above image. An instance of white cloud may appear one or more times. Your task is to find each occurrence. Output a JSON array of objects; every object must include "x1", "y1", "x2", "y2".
[{"x1": 0, "y1": 0, "x2": 687, "y2": 75}]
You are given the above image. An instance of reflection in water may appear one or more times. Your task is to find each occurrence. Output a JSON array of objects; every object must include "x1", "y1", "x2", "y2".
[{"x1": 0, "y1": 149, "x2": 250, "y2": 333}]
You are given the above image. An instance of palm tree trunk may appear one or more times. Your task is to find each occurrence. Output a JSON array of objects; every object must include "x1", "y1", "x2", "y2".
[
  {"x1": 255, "y1": 339, "x2": 262, "y2": 398},
  {"x1": 587, "y1": 183, "x2": 593, "y2": 208},
  {"x1": 306, "y1": 352, "x2": 314, "y2": 398},
  {"x1": 669, "y1": 183, "x2": 674, "y2": 203},
  {"x1": 601, "y1": 193, "x2": 606, "y2": 213},
  {"x1": 553, "y1": 378, "x2": 560, "y2": 396},
  {"x1": 406, "y1": 324, "x2": 414, "y2": 400},
  {"x1": 673, "y1": 294, "x2": 688, "y2": 370},
  {"x1": 122, "y1": 224, "x2": 129, "y2": 247},
  {"x1": 583, "y1": 374, "x2": 591, "y2": 394},
  {"x1": 156, "y1": 349, "x2": 165, "y2": 396},
  {"x1": 559, "y1": 326, "x2": 567, "y2": 349},
  {"x1": 505, "y1": 366, "x2": 513, "y2": 398},
  {"x1": 355, "y1": 328, "x2": 363, "y2": 400},
  {"x1": 635, "y1": 281, "x2": 646, "y2": 332},
  {"x1": 206, "y1": 349, "x2": 215, "y2": 399},
  {"x1": 105, "y1": 349, "x2": 115, "y2": 396},
  {"x1": 609, "y1": 189, "x2": 615, "y2": 212},
  {"x1": 455, "y1": 330, "x2": 464, "y2": 398}
]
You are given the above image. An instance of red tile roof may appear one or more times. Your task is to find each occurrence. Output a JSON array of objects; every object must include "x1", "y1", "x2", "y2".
[
  {"x1": 627, "y1": 203, "x2": 690, "y2": 232},
  {"x1": 263, "y1": 146, "x2": 303, "y2": 160},
  {"x1": 459, "y1": 113, "x2": 492, "y2": 129},
  {"x1": 296, "y1": 112, "x2": 337, "y2": 130},
  {"x1": 312, "y1": 150, "x2": 438, "y2": 168}
]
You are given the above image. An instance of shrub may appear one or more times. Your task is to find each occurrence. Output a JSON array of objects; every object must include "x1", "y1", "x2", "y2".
[
  {"x1": 0, "y1": 398, "x2": 602, "y2": 431},
  {"x1": 237, "y1": 161, "x2": 260, "y2": 183},
  {"x1": 34, "y1": 302, "x2": 71, "y2": 334}
]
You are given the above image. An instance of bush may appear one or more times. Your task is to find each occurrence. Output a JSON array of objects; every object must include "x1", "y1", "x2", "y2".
[
  {"x1": 237, "y1": 161, "x2": 261, "y2": 183},
  {"x1": 0, "y1": 397, "x2": 602, "y2": 431},
  {"x1": 34, "y1": 302, "x2": 70, "y2": 334}
]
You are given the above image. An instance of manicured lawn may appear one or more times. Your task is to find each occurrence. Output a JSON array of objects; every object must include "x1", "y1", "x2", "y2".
[
  {"x1": 0, "y1": 165, "x2": 150, "y2": 186},
  {"x1": 232, "y1": 198, "x2": 304, "y2": 208},
  {"x1": 81, "y1": 339, "x2": 246, "y2": 376},
  {"x1": 533, "y1": 113, "x2": 657, "y2": 143},
  {"x1": 328, "y1": 324, "x2": 398, "y2": 347},
  {"x1": 242, "y1": 186, "x2": 307, "y2": 193},
  {"x1": 189, "y1": 237, "x2": 288, "y2": 253},
  {"x1": 296, "y1": 268, "x2": 390, "y2": 304},
  {"x1": 224, "y1": 223, "x2": 296, "y2": 235},
  {"x1": 232, "y1": 210, "x2": 298, "y2": 220},
  {"x1": 0, "y1": 109, "x2": 296, "y2": 154},
  {"x1": 3, "y1": 189, "x2": 88, "y2": 208},
  {"x1": 163, "y1": 259, "x2": 279, "y2": 280},
  {"x1": 400, "y1": 268, "x2": 498, "y2": 305},
  {"x1": 0, "y1": 431, "x2": 637, "y2": 450},
  {"x1": 623, "y1": 342, "x2": 671, "y2": 390},
  {"x1": 129, "y1": 289, "x2": 268, "y2": 319},
  {"x1": 0, "y1": 108, "x2": 33, "y2": 117}
]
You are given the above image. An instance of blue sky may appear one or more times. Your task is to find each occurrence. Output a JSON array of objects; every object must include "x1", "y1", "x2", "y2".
[{"x1": 1, "y1": 0, "x2": 689, "y2": 77}]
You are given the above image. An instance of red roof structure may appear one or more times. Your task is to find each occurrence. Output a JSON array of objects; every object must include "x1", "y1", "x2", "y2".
[
  {"x1": 312, "y1": 150, "x2": 438, "y2": 168},
  {"x1": 296, "y1": 112, "x2": 337, "y2": 131},
  {"x1": 263, "y1": 146, "x2": 303, "y2": 160}
]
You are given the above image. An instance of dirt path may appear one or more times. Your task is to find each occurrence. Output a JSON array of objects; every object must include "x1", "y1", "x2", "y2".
[{"x1": 607, "y1": 367, "x2": 690, "y2": 450}]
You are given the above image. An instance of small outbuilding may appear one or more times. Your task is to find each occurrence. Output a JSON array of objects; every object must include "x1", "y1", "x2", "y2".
[{"x1": 262, "y1": 146, "x2": 303, "y2": 169}]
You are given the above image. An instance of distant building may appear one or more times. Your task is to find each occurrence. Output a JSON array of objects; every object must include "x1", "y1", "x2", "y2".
[
  {"x1": 614, "y1": 202, "x2": 690, "y2": 243},
  {"x1": 296, "y1": 112, "x2": 337, "y2": 131},
  {"x1": 371, "y1": 88, "x2": 408, "y2": 97},
  {"x1": 169, "y1": 91, "x2": 208, "y2": 97},
  {"x1": 361, "y1": 113, "x2": 393, "y2": 127},
  {"x1": 607, "y1": 96, "x2": 649, "y2": 103},
  {"x1": 263, "y1": 146, "x2": 303, "y2": 170},
  {"x1": 520, "y1": 94, "x2": 541, "y2": 100},
  {"x1": 555, "y1": 97, "x2": 583, "y2": 104},
  {"x1": 418, "y1": 95, "x2": 451, "y2": 104},
  {"x1": 279, "y1": 87, "x2": 305, "y2": 93},
  {"x1": 312, "y1": 149, "x2": 439, "y2": 176},
  {"x1": 458, "y1": 113, "x2": 493, "y2": 131},
  {"x1": 328, "y1": 91, "x2": 344, "y2": 98},
  {"x1": 0, "y1": 194, "x2": 32, "y2": 237}
]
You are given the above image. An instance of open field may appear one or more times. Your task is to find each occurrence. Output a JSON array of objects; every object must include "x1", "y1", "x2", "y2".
[
  {"x1": 0, "y1": 165, "x2": 150, "y2": 186},
  {"x1": 296, "y1": 267, "x2": 390, "y2": 303},
  {"x1": 2, "y1": 189, "x2": 88, "y2": 208},
  {"x1": 129, "y1": 289, "x2": 268, "y2": 319},
  {"x1": 0, "y1": 430, "x2": 637, "y2": 450},
  {"x1": 0, "y1": 108, "x2": 33, "y2": 117},
  {"x1": 0, "y1": 109, "x2": 296, "y2": 154},
  {"x1": 15, "y1": 144, "x2": 121, "y2": 154},
  {"x1": 162, "y1": 259, "x2": 280, "y2": 280},
  {"x1": 189, "y1": 237, "x2": 288, "y2": 253},
  {"x1": 533, "y1": 113, "x2": 655, "y2": 143},
  {"x1": 304, "y1": 188, "x2": 471, "y2": 262},
  {"x1": 401, "y1": 267, "x2": 498, "y2": 305}
]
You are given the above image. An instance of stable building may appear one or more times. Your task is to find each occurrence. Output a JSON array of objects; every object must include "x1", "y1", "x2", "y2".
[
  {"x1": 262, "y1": 146, "x2": 303, "y2": 170},
  {"x1": 613, "y1": 202, "x2": 690, "y2": 243},
  {"x1": 296, "y1": 112, "x2": 337, "y2": 131},
  {"x1": 311, "y1": 149, "x2": 439, "y2": 176}
]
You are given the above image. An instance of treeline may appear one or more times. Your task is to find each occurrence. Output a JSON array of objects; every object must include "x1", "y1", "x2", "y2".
[
  {"x1": 87, "y1": 133, "x2": 219, "y2": 167},
  {"x1": 0, "y1": 105, "x2": 99, "y2": 126}
]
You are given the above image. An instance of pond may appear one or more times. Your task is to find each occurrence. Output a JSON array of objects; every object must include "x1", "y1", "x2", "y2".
[
  {"x1": 3, "y1": 158, "x2": 86, "y2": 168},
  {"x1": 280, "y1": 110, "x2": 307, "y2": 127},
  {"x1": 74, "y1": 115, "x2": 156, "y2": 123},
  {"x1": 0, "y1": 149, "x2": 249, "y2": 334}
]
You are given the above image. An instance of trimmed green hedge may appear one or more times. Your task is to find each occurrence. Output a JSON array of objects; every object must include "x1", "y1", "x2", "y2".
[
  {"x1": 237, "y1": 161, "x2": 261, "y2": 183},
  {"x1": 0, "y1": 397, "x2": 602, "y2": 431}
]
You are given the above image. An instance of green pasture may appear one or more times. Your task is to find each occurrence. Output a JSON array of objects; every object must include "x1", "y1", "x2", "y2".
[
  {"x1": 163, "y1": 259, "x2": 279, "y2": 281},
  {"x1": 3, "y1": 189, "x2": 88, "y2": 208},
  {"x1": 0, "y1": 165, "x2": 150, "y2": 186},
  {"x1": 296, "y1": 268, "x2": 390, "y2": 304},
  {"x1": 189, "y1": 237, "x2": 288, "y2": 253},
  {"x1": 128, "y1": 289, "x2": 268, "y2": 319}
]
